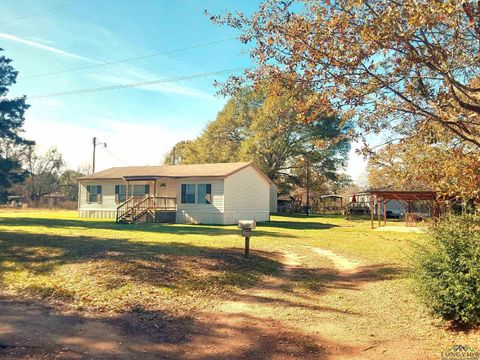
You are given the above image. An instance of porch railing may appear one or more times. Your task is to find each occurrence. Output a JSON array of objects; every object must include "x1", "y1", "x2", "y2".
[{"x1": 116, "y1": 196, "x2": 177, "y2": 223}]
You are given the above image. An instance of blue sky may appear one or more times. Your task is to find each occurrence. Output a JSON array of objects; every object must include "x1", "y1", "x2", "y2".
[{"x1": 1, "y1": 0, "x2": 367, "y2": 181}]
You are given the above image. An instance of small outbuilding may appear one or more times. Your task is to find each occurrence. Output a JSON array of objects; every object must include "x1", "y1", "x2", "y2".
[
  {"x1": 319, "y1": 194, "x2": 344, "y2": 213},
  {"x1": 277, "y1": 194, "x2": 295, "y2": 213}
]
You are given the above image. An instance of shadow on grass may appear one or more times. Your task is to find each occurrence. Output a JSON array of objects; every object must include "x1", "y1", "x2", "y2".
[
  {"x1": 259, "y1": 220, "x2": 339, "y2": 230},
  {"x1": 0, "y1": 229, "x2": 282, "y2": 297},
  {"x1": 0, "y1": 222, "x2": 405, "y2": 359},
  {"x1": 0, "y1": 216, "x2": 303, "y2": 238}
]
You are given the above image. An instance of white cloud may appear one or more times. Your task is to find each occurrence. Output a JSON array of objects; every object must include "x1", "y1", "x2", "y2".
[
  {"x1": 23, "y1": 117, "x2": 197, "y2": 171},
  {"x1": 0, "y1": 33, "x2": 97, "y2": 63},
  {"x1": 26, "y1": 36, "x2": 56, "y2": 45}
]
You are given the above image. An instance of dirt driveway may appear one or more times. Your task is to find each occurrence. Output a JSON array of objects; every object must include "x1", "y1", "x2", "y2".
[{"x1": 0, "y1": 247, "x2": 470, "y2": 359}]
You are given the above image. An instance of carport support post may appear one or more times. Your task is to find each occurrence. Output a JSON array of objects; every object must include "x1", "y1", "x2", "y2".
[
  {"x1": 383, "y1": 200, "x2": 387, "y2": 226},
  {"x1": 245, "y1": 236, "x2": 250, "y2": 258},
  {"x1": 370, "y1": 196, "x2": 374, "y2": 229},
  {"x1": 377, "y1": 198, "x2": 381, "y2": 228}
]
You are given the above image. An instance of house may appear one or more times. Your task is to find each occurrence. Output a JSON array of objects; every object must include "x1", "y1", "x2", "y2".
[{"x1": 77, "y1": 162, "x2": 277, "y2": 225}]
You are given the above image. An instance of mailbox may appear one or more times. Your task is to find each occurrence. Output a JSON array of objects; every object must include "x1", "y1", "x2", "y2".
[
  {"x1": 238, "y1": 220, "x2": 256, "y2": 237},
  {"x1": 238, "y1": 220, "x2": 256, "y2": 258},
  {"x1": 242, "y1": 228, "x2": 252, "y2": 237}
]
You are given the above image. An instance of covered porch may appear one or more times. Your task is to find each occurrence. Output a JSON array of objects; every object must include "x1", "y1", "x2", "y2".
[{"x1": 116, "y1": 176, "x2": 177, "y2": 224}]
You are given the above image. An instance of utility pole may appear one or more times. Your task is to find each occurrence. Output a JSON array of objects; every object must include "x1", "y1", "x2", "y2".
[
  {"x1": 305, "y1": 156, "x2": 310, "y2": 216},
  {"x1": 301, "y1": 155, "x2": 311, "y2": 216},
  {"x1": 92, "y1": 137, "x2": 107, "y2": 174}
]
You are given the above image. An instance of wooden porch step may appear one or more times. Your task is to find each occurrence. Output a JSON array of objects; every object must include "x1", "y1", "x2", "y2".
[{"x1": 116, "y1": 196, "x2": 177, "y2": 224}]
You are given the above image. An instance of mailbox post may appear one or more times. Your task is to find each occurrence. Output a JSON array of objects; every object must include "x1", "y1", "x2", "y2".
[{"x1": 238, "y1": 220, "x2": 256, "y2": 258}]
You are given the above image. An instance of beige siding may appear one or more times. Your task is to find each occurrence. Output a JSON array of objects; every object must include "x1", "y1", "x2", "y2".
[
  {"x1": 175, "y1": 178, "x2": 225, "y2": 224},
  {"x1": 77, "y1": 166, "x2": 271, "y2": 225},
  {"x1": 78, "y1": 180, "x2": 120, "y2": 212},
  {"x1": 78, "y1": 179, "x2": 148, "y2": 219},
  {"x1": 223, "y1": 166, "x2": 270, "y2": 224},
  {"x1": 156, "y1": 178, "x2": 177, "y2": 198},
  {"x1": 78, "y1": 179, "x2": 170, "y2": 219}
]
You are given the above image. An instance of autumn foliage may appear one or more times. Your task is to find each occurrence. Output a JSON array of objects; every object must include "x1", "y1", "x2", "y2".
[{"x1": 209, "y1": 0, "x2": 480, "y2": 148}]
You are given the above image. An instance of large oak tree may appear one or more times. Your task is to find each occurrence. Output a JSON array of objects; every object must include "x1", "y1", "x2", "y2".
[
  {"x1": 209, "y1": 0, "x2": 480, "y2": 148},
  {"x1": 164, "y1": 84, "x2": 352, "y2": 190}
]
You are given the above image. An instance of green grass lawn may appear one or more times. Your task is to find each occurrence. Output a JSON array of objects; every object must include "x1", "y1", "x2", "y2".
[
  {"x1": 0, "y1": 210, "x2": 418, "y2": 312},
  {"x1": 1, "y1": 210, "x2": 476, "y2": 357}
]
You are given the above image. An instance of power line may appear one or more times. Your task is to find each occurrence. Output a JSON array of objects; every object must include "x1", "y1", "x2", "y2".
[
  {"x1": 0, "y1": 0, "x2": 86, "y2": 26},
  {"x1": 28, "y1": 67, "x2": 245, "y2": 99},
  {"x1": 20, "y1": 37, "x2": 237, "y2": 80},
  {"x1": 101, "y1": 147, "x2": 130, "y2": 166}
]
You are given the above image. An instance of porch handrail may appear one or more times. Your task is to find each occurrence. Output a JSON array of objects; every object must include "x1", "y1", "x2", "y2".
[
  {"x1": 116, "y1": 196, "x2": 177, "y2": 223},
  {"x1": 115, "y1": 197, "x2": 137, "y2": 222}
]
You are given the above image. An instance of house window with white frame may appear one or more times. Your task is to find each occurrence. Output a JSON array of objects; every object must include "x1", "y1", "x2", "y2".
[
  {"x1": 181, "y1": 184, "x2": 196, "y2": 204},
  {"x1": 86, "y1": 185, "x2": 102, "y2": 203},
  {"x1": 115, "y1": 185, "x2": 127, "y2": 203},
  {"x1": 198, "y1": 184, "x2": 212, "y2": 204},
  {"x1": 181, "y1": 183, "x2": 212, "y2": 204}
]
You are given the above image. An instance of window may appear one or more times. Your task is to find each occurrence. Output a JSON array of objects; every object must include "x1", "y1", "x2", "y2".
[
  {"x1": 132, "y1": 184, "x2": 150, "y2": 197},
  {"x1": 115, "y1": 185, "x2": 127, "y2": 203},
  {"x1": 181, "y1": 184, "x2": 196, "y2": 204},
  {"x1": 86, "y1": 185, "x2": 102, "y2": 203},
  {"x1": 198, "y1": 184, "x2": 212, "y2": 204}
]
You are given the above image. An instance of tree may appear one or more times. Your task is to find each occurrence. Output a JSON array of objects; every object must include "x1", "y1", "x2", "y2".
[
  {"x1": 164, "y1": 84, "x2": 352, "y2": 187},
  {"x1": 0, "y1": 157, "x2": 27, "y2": 202},
  {"x1": 367, "y1": 125, "x2": 480, "y2": 203},
  {"x1": 329, "y1": 173, "x2": 354, "y2": 195},
  {"x1": 18, "y1": 147, "x2": 64, "y2": 204},
  {"x1": 58, "y1": 169, "x2": 85, "y2": 201},
  {"x1": 163, "y1": 140, "x2": 197, "y2": 165},
  {"x1": 0, "y1": 48, "x2": 31, "y2": 201},
  {"x1": 209, "y1": 1, "x2": 480, "y2": 149},
  {"x1": 77, "y1": 162, "x2": 92, "y2": 176}
]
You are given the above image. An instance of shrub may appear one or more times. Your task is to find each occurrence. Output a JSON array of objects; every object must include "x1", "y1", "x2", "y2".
[{"x1": 414, "y1": 214, "x2": 480, "y2": 327}]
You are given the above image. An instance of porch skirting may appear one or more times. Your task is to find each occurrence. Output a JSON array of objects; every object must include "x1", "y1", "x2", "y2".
[
  {"x1": 155, "y1": 210, "x2": 176, "y2": 223},
  {"x1": 79, "y1": 209, "x2": 116, "y2": 219},
  {"x1": 79, "y1": 209, "x2": 270, "y2": 225}
]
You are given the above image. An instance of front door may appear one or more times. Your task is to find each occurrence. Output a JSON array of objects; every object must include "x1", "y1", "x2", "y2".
[{"x1": 131, "y1": 184, "x2": 150, "y2": 198}]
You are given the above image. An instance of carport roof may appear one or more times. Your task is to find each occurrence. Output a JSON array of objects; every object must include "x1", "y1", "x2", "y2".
[{"x1": 356, "y1": 190, "x2": 437, "y2": 201}]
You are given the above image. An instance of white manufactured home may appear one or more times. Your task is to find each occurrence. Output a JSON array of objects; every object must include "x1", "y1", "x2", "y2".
[{"x1": 77, "y1": 162, "x2": 277, "y2": 225}]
